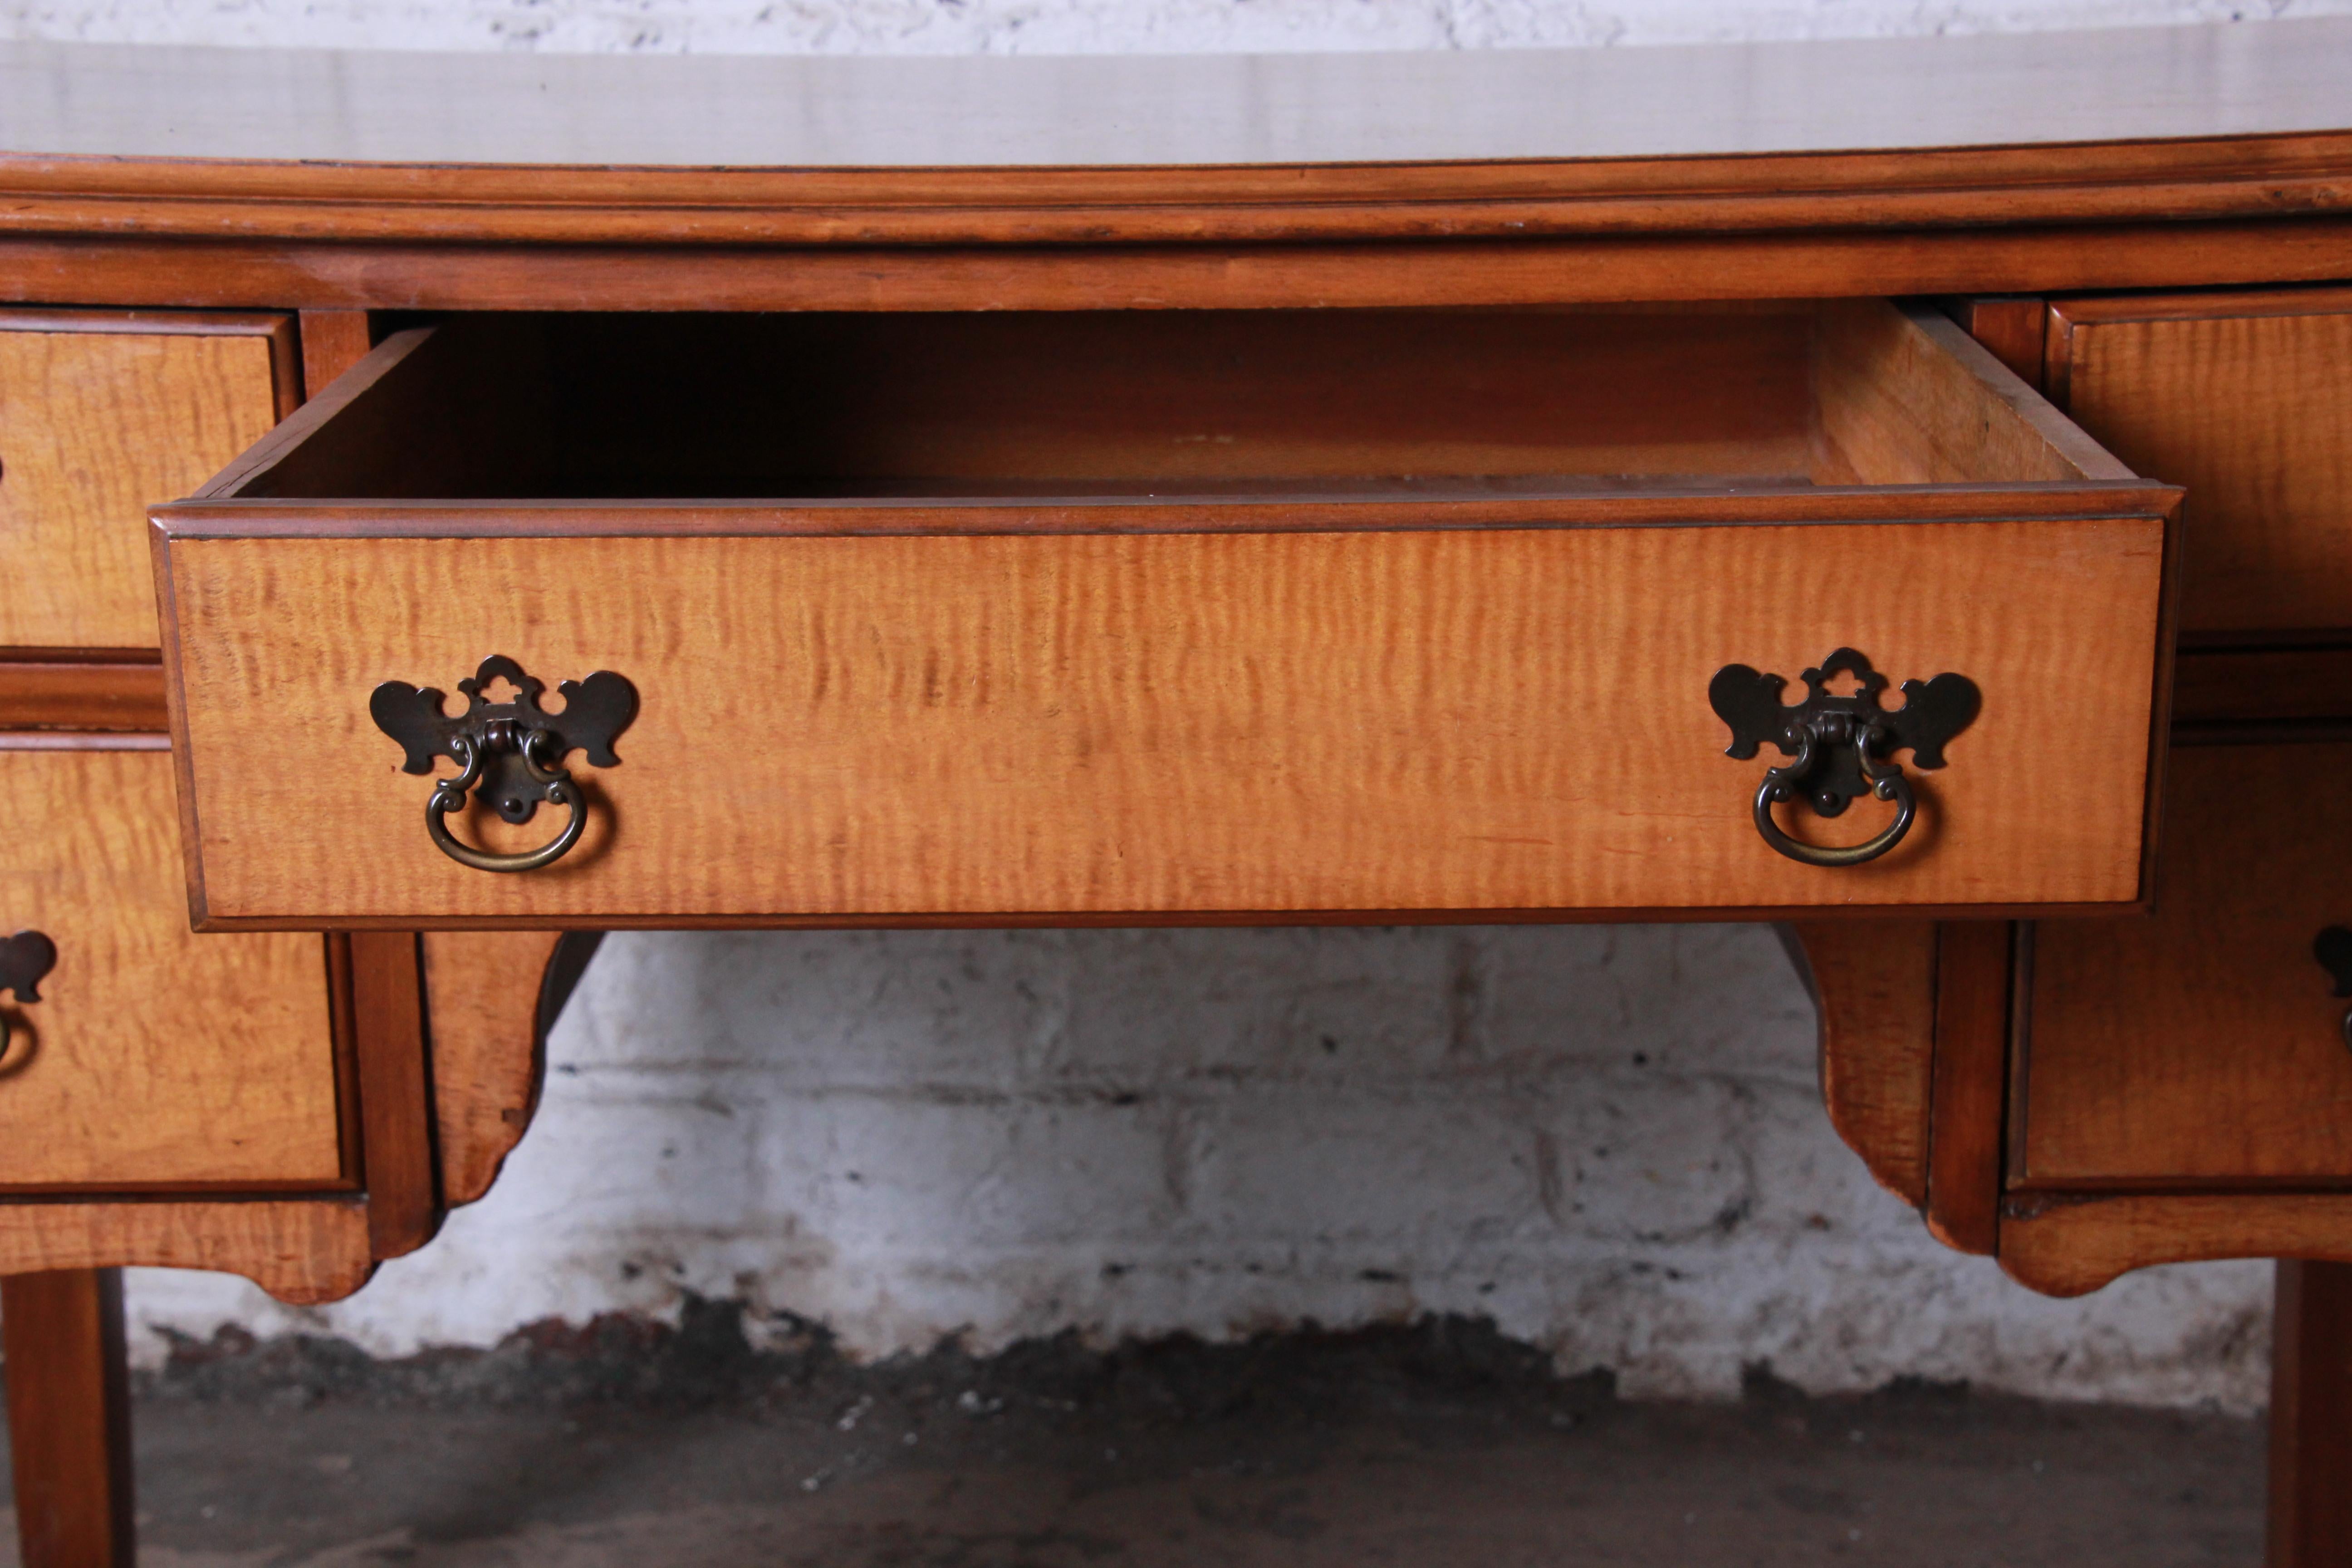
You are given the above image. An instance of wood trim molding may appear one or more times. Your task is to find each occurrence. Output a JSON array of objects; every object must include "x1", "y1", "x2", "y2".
[
  {"x1": 0, "y1": 305, "x2": 289, "y2": 337},
  {"x1": 2002, "y1": 1192, "x2": 2352, "y2": 1297},
  {"x1": 11, "y1": 218, "x2": 2352, "y2": 315},
  {"x1": 160, "y1": 487, "x2": 2187, "y2": 540},
  {"x1": 0, "y1": 662, "x2": 167, "y2": 732},
  {"x1": 2051, "y1": 282, "x2": 2352, "y2": 328},
  {"x1": 0, "y1": 1200, "x2": 375, "y2": 1304},
  {"x1": 4, "y1": 132, "x2": 2352, "y2": 249}
]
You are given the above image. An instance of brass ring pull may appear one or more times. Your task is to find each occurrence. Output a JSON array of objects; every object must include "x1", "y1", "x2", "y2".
[
  {"x1": 425, "y1": 730, "x2": 587, "y2": 874},
  {"x1": 372, "y1": 656, "x2": 637, "y2": 877},
  {"x1": 1752, "y1": 723, "x2": 1916, "y2": 868},
  {"x1": 1710, "y1": 648, "x2": 1979, "y2": 872}
]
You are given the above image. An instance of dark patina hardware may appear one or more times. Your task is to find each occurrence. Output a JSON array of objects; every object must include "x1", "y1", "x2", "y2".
[
  {"x1": 370, "y1": 655, "x2": 638, "y2": 874},
  {"x1": 1708, "y1": 648, "x2": 1981, "y2": 869},
  {"x1": 0, "y1": 929, "x2": 56, "y2": 1066},
  {"x1": 2313, "y1": 927, "x2": 2352, "y2": 1052}
]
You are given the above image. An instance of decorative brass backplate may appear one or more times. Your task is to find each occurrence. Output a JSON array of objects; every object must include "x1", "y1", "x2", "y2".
[
  {"x1": 1708, "y1": 647, "x2": 1980, "y2": 868},
  {"x1": 0, "y1": 929, "x2": 55, "y2": 1069},
  {"x1": 0, "y1": 930, "x2": 56, "y2": 1004},
  {"x1": 2314, "y1": 927, "x2": 2352, "y2": 1050},
  {"x1": 369, "y1": 655, "x2": 638, "y2": 873}
]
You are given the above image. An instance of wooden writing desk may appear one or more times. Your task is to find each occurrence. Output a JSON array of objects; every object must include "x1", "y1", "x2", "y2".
[{"x1": 2, "y1": 22, "x2": 2350, "y2": 1562}]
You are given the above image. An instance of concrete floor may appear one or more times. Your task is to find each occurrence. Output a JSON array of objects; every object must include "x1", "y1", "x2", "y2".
[{"x1": 0, "y1": 1314, "x2": 2264, "y2": 1566}]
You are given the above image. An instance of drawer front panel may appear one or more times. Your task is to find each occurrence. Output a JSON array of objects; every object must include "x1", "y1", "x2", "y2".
[
  {"x1": 2050, "y1": 289, "x2": 2352, "y2": 638},
  {"x1": 2020, "y1": 742, "x2": 2352, "y2": 1187},
  {"x1": 0, "y1": 314, "x2": 288, "y2": 649},
  {"x1": 163, "y1": 516, "x2": 2166, "y2": 924},
  {"x1": 0, "y1": 745, "x2": 346, "y2": 1188}
]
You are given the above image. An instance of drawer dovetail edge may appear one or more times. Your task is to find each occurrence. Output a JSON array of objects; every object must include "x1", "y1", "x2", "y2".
[{"x1": 149, "y1": 299, "x2": 2183, "y2": 930}]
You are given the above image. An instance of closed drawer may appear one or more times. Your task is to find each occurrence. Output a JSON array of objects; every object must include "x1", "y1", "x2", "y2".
[
  {"x1": 2016, "y1": 740, "x2": 2352, "y2": 1189},
  {"x1": 0, "y1": 740, "x2": 349, "y2": 1190},
  {"x1": 2048, "y1": 287, "x2": 2352, "y2": 640},
  {"x1": 151, "y1": 301, "x2": 2179, "y2": 928},
  {"x1": 0, "y1": 310, "x2": 294, "y2": 650}
]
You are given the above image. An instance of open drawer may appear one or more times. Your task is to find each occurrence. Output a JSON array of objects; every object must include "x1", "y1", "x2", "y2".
[{"x1": 149, "y1": 302, "x2": 2180, "y2": 929}]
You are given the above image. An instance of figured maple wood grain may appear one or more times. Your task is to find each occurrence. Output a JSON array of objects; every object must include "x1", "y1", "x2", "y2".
[
  {"x1": 0, "y1": 747, "x2": 344, "y2": 1187},
  {"x1": 1786, "y1": 920, "x2": 1936, "y2": 1208},
  {"x1": 0, "y1": 314, "x2": 286, "y2": 648},
  {"x1": 422, "y1": 932, "x2": 560, "y2": 1207},
  {"x1": 0, "y1": 1199, "x2": 373, "y2": 1303},
  {"x1": 2000, "y1": 1192, "x2": 2352, "y2": 1298},
  {"x1": 160, "y1": 516, "x2": 2166, "y2": 925},
  {"x1": 2019, "y1": 743, "x2": 2352, "y2": 1186},
  {"x1": 2052, "y1": 290, "x2": 2352, "y2": 637}
]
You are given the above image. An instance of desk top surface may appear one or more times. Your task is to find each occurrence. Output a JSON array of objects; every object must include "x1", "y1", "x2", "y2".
[{"x1": 4, "y1": 19, "x2": 2351, "y2": 169}]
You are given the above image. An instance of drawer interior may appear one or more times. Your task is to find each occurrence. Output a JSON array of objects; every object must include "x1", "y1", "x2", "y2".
[{"x1": 221, "y1": 300, "x2": 2122, "y2": 505}]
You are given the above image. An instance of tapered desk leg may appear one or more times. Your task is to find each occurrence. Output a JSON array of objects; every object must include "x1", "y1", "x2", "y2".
[
  {"x1": 2, "y1": 1269, "x2": 134, "y2": 1568},
  {"x1": 2272, "y1": 1260, "x2": 2352, "y2": 1567}
]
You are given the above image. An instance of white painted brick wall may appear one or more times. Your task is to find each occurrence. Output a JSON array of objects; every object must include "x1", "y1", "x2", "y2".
[
  {"x1": 19, "y1": 0, "x2": 2293, "y2": 1407},
  {"x1": 130, "y1": 926, "x2": 2273, "y2": 1408}
]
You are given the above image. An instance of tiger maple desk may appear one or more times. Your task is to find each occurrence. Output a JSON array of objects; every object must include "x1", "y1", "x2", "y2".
[{"x1": 4, "y1": 22, "x2": 2352, "y2": 1565}]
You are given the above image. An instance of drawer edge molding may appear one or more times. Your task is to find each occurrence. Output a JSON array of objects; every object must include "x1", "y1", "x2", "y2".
[
  {"x1": 0, "y1": 660, "x2": 169, "y2": 733},
  {"x1": 151, "y1": 486, "x2": 2182, "y2": 541},
  {"x1": 2001, "y1": 1191, "x2": 2352, "y2": 1298}
]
